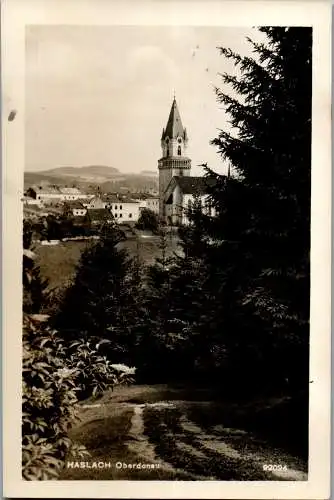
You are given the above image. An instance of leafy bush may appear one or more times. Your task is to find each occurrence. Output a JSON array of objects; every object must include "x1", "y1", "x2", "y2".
[
  {"x1": 22, "y1": 315, "x2": 136, "y2": 480},
  {"x1": 68, "y1": 339, "x2": 136, "y2": 400},
  {"x1": 22, "y1": 314, "x2": 86, "y2": 480}
]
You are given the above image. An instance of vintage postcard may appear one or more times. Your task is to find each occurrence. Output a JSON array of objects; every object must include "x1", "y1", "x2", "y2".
[{"x1": 2, "y1": 0, "x2": 331, "y2": 498}]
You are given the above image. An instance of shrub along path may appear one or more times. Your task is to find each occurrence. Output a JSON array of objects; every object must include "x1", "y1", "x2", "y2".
[{"x1": 60, "y1": 385, "x2": 308, "y2": 481}]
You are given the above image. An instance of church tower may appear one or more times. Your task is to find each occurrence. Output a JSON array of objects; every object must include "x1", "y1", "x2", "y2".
[{"x1": 158, "y1": 97, "x2": 191, "y2": 218}]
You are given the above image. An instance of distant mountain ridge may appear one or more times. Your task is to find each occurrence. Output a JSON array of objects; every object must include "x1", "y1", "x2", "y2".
[
  {"x1": 24, "y1": 165, "x2": 158, "y2": 193},
  {"x1": 38, "y1": 165, "x2": 120, "y2": 177}
]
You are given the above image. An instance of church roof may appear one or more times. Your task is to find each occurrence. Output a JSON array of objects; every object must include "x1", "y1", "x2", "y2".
[
  {"x1": 161, "y1": 98, "x2": 188, "y2": 141},
  {"x1": 173, "y1": 176, "x2": 216, "y2": 195}
]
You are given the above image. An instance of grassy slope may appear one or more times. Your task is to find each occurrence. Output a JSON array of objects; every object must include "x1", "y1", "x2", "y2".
[
  {"x1": 35, "y1": 240, "x2": 92, "y2": 291},
  {"x1": 35, "y1": 232, "x2": 180, "y2": 291}
]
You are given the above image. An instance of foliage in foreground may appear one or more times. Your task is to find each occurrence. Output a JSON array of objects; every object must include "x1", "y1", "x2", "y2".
[
  {"x1": 22, "y1": 314, "x2": 136, "y2": 480},
  {"x1": 22, "y1": 229, "x2": 136, "y2": 480},
  {"x1": 22, "y1": 314, "x2": 84, "y2": 480}
]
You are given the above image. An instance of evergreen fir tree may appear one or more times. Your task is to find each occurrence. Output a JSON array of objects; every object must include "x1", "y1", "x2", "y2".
[
  {"x1": 54, "y1": 224, "x2": 139, "y2": 362},
  {"x1": 142, "y1": 219, "x2": 219, "y2": 382},
  {"x1": 177, "y1": 194, "x2": 212, "y2": 260},
  {"x1": 193, "y1": 27, "x2": 312, "y2": 394}
]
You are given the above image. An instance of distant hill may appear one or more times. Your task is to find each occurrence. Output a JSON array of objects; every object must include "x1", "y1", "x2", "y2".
[
  {"x1": 24, "y1": 165, "x2": 158, "y2": 193},
  {"x1": 24, "y1": 172, "x2": 74, "y2": 188},
  {"x1": 140, "y1": 170, "x2": 158, "y2": 176},
  {"x1": 40, "y1": 165, "x2": 120, "y2": 178}
]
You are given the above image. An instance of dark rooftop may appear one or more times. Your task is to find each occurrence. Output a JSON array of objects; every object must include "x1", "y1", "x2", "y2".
[
  {"x1": 64, "y1": 200, "x2": 86, "y2": 209},
  {"x1": 173, "y1": 176, "x2": 216, "y2": 195},
  {"x1": 87, "y1": 208, "x2": 113, "y2": 222}
]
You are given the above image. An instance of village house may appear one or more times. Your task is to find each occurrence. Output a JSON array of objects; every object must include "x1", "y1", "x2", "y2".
[
  {"x1": 22, "y1": 195, "x2": 41, "y2": 206},
  {"x1": 86, "y1": 196, "x2": 106, "y2": 209},
  {"x1": 73, "y1": 198, "x2": 93, "y2": 208},
  {"x1": 145, "y1": 197, "x2": 159, "y2": 214},
  {"x1": 104, "y1": 195, "x2": 140, "y2": 222},
  {"x1": 63, "y1": 200, "x2": 87, "y2": 217},
  {"x1": 26, "y1": 185, "x2": 94, "y2": 205},
  {"x1": 135, "y1": 195, "x2": 159, "y2": 215},
  {"x1": 84, "y1": 194, "x2": 140, "y2": 222},
  {"x1": 59, "y1": 187, "x2": 79, "y2": 200},
  {"x1": 26, "y1": 185, "x2": 63, "y2": 204}
]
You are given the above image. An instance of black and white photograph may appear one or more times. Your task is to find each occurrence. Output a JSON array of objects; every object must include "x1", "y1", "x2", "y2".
[{"x1": 2, "y1": 1, "x2": 331, "y2": 498}]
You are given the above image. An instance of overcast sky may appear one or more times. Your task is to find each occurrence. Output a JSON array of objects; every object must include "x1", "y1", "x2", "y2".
[{"x1": 25, "y1": 25, "x2": 263, "y2": 175}]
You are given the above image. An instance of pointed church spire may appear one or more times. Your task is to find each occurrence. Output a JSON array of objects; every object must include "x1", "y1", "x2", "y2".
[{"x1": 162, "y1": 97, "x2": 187, "y2": 141}]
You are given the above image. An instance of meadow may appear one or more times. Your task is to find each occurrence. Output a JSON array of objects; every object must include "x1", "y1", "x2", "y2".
[{"x1": 34, "y1": 231, "x2": 181, "y2": 291}]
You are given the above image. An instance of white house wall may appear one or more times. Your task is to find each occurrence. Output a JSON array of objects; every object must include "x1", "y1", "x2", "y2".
[
  {"x1": 140, "y1": 198, "x2": 159, "y2": 214},
  {"x1": 72, "y1": 208, "x2": 87, "y2": 216},
  {"x1": 109, "y1": 202, "x2": 140, "y2": 222}
]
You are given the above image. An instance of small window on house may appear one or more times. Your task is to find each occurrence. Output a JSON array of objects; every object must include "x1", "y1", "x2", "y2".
[
  {"x1": 120, "y1": 205, "x2": 122, "y2": 210},
  {"x1": 178, "y1": 146, "x2": 181, "y2": 156},
  {"x1": 115, "y1": 205, "x2": 118, "y2": 209},
  {"x1": 119, "y1": 213, "x2": 122, "y2": 218},
  {"x1": 129, "y1": 213, "x2": 132, "y2": 218},
  {"x1": 114, "y1": 213, "x2": 117, "y2": 218}
]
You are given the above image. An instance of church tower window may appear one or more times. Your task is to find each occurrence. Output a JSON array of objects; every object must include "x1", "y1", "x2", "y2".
[{"x1": 178, "y1": 146, "x2": 181, "y2": 156}]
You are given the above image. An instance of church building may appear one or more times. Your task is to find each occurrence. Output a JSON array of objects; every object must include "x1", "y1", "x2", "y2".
[{"x1": 158, "y1": 97, "x2": 216, "y2": 225}]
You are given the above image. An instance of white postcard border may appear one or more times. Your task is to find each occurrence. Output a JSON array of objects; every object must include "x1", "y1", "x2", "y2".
[{"x1": 2, "y1": 0, "x2": 331, "y2": 498}]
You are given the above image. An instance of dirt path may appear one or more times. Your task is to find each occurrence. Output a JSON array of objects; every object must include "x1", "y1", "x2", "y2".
[{"x1": 60, "y1": 385, "x2": 307, "y2": 481}]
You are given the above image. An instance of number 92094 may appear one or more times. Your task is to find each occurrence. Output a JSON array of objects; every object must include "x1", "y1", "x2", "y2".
[{"x1": 263, "y1": 464, "x2": 288, "y2": 471}]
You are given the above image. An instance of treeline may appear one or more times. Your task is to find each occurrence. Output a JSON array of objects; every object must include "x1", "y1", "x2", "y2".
[{"x1": 24, "y1": 213, "x2": 104, "y2": 242}]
